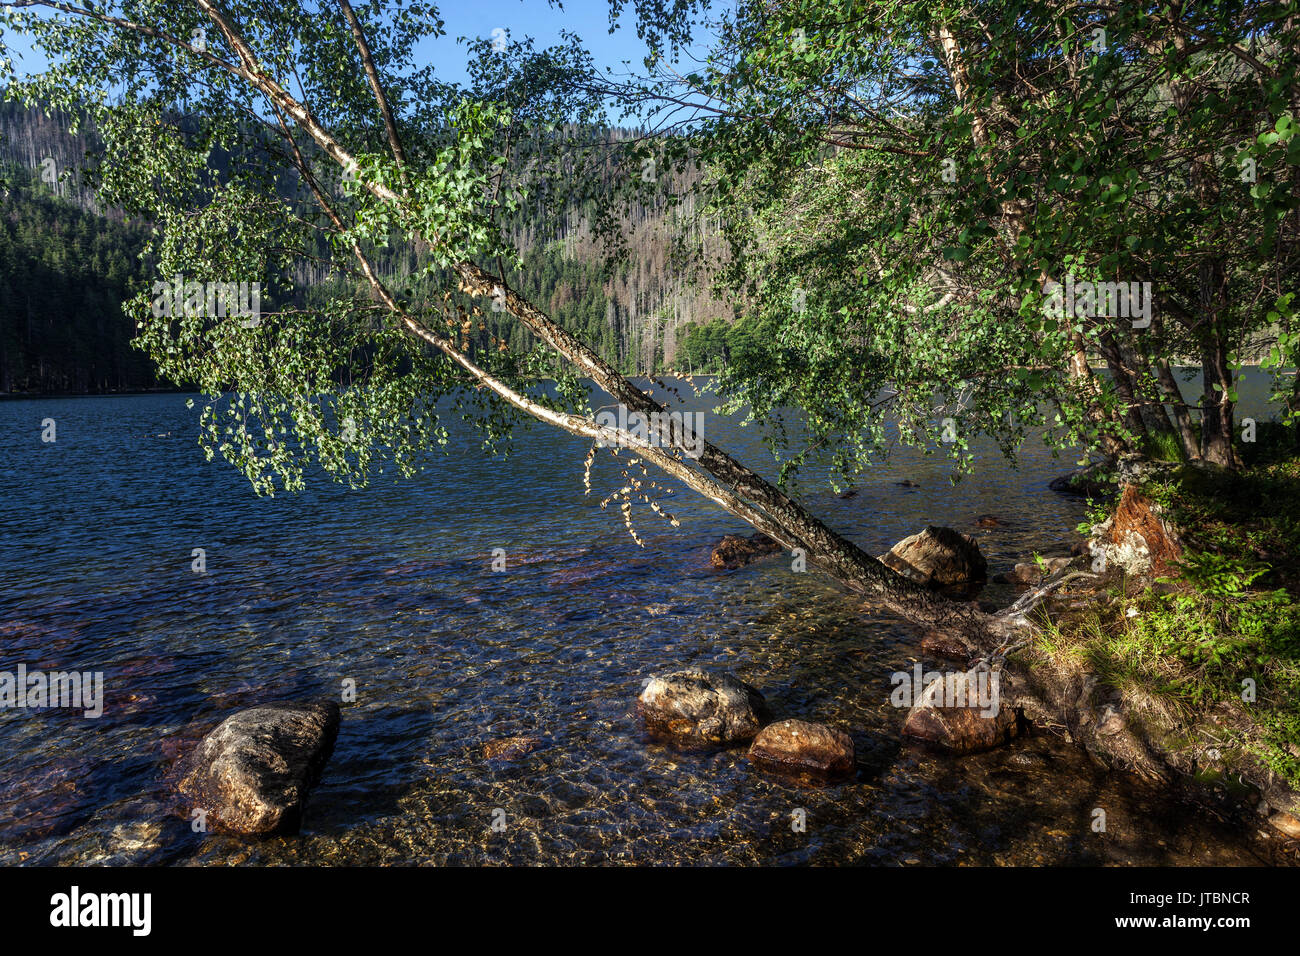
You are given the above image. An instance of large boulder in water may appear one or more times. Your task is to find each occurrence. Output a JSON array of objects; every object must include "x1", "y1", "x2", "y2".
[
  {"x1": 710, "y1": 533, "x2": 783, "y2": 569},
  {"x1": 880, "y1": 526, "x2": 987, "y2": 587},
  {"x1": 748, "y1": 719, "x2": 855, "y2": 778},
  {"x1": 638, "y1": 668, "x2": 766, "y2": 744},
  {"x1": 178, "y1": 701, "x2": 340, "y2": 836}
]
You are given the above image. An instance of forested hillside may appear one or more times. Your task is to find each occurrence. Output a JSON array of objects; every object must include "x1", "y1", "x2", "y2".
[
  {"x1": 0, "y1": 101, "x2": 731, "y2": 392},
  {"x1": 0, "y1": 161, "x2": 155, "y2": 392}
]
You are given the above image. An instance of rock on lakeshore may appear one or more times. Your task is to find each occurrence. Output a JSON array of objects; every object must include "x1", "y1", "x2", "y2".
[
  {"x1": 177, "y1": 701, "x2": 340, "y2": 836},
  {"x1": 880, "y1": 526, "x2": 987, "y2": 587},
  {"x1": 901, "y1": 666, "x2": 1020, "y2": 754},
  {"x1": 748, "y1": 719, "x2": 855, "y2": 778},
  {"x1": 638, "y1": 668, "x2": 766, "y2": 744},
  {"x1": 1048, "y1": 464, "x2": 1116, "y2": 498}
]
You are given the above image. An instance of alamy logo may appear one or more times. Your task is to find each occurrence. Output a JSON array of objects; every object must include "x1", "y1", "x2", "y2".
[
  {"x1": 151, "y1": 274, "x2": 262, "y2": 327},
  {"x1": 889, "y1": 664, "x2": 1001, "y2": 718},
  {"x1": 593, "y1": 405, "x2": 705, "y2": 459},
  {"x1": 50, "y1": 886, "x2": 151, "y2": 936},
  {"x1": 0, "y1": 664, "x2": 103, "y2": 718},
  {"x1": 1042, "y1": 274, "x2": 1153, "y2": 328}
]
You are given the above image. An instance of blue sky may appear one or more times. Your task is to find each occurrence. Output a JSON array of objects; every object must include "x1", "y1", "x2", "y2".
[
  {"x1": 1, "y1": 0, "x2": 708, "y2": 86},
  {"x1": 432, "y1": 0, "x2": 659, "y2": 80}
]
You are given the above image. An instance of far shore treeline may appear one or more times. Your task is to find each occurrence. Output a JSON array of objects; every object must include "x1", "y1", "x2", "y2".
[{"x1": 0, "y1": 100, "x2": 738, "y2": 394}]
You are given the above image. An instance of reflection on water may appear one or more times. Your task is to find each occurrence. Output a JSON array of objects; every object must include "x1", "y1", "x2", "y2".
[{"x1": 0, "y1": 375, "x2": 1290, "y2": 865}]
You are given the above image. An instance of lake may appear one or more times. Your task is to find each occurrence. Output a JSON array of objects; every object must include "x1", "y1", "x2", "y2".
[{"x1": 0, "y1": 371, "x2": 1290, "y2": 864}]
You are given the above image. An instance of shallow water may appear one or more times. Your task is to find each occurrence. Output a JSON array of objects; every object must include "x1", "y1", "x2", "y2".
[{"x1": 0, "y1": 374, "x2": 1292, "y2": 865}]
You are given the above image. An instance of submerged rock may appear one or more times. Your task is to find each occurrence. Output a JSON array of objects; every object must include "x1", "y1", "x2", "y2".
[
  {"x1": 710, "y1": 533, "x2": 783, "y2": 569},
  {"x1": 748, "y1": 719, "x2": 854, "y2": 778},
  {"x1": 921, "y1": 629, "x2": 976, "y2": 661},
  {"x1": 177, "y1": 701, "x2": 340, "y2": 836},
  {"x1": 902, "y1": 666, "x2": 1020, "y2": 754},
  {"x1": 880, "y1": 526, "x2": 987, "y2": 587},
  {"x1": 1042, "y1": 556, "x2": 1075, "y2": 574},
  {"x1": 994, "y1": 563, "x2": 1042, "y2": 586},
  {"x1": 483, "y1": 735, "x2": 544, "y2": 761},
  {"x1": 638, "y1": 668, "x2": 766, "y2": 744},
  {"x1": 993, "y1": 556, "x2": 1073, "y2": 587}
]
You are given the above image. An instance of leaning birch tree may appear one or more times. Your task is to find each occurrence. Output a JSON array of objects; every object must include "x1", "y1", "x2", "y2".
[{"x1": 1, "y1": 0, "x2": 1003, "y2": 640}]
